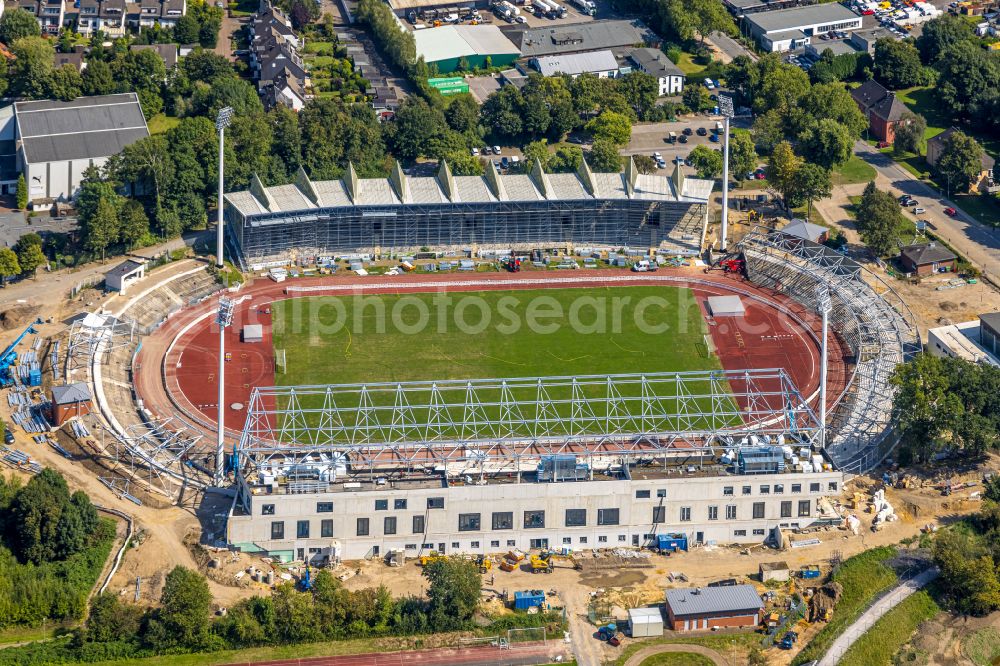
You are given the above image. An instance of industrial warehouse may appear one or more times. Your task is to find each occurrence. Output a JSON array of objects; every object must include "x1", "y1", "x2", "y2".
[{"x1": 223, "y1": 159, "x2": 714, "y2": 269}]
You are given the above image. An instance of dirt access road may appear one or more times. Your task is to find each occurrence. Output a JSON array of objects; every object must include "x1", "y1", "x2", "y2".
[{"x1": 223, "y1": 642, "x2": 567, "y2": 666}]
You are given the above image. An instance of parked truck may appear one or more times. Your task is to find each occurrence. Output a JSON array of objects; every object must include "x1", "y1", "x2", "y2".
[
  {"x1": 499, "y1": 1, "x2": 520, "y2": 15},
  {"x1": 531, "y1": 0, "x2": 554, "y2": 15},
  {"x1": 571, "y1": 0, "x2": 596, "y2": 14}
]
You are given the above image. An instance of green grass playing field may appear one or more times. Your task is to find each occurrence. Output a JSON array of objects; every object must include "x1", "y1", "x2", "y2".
[{"x1": 270, "y1": 286, "x2": 722, "y2": 386}]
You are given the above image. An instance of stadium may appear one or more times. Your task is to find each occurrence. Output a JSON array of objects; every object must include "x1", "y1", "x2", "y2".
[{"x1": 76, "y1": 160, "x2": 919, "y2": 564}]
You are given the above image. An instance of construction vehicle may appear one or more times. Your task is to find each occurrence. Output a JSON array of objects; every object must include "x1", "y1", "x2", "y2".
[
  {"x1": 500, "y1": 254, "x2": 522, "y2": 272},
  {"x1": 418, "y1": 552, "x2": 446, "y2": 566},
  {"x1": 499, "y1": 557, "x2": 518, "y2": 572},
  {"x1": 477, "y1": 555, "x2": 492, "y2": 573},
  {"x1": 0, "y1": 320, "x2": 42, "y2": 387},
  {"x1": 529, "y1": 554, "x2": 552, "y2": 573},
  {"x1": 703, "y1": 256, "x2": 745, "y2": 275},
  {"x1": 597, "y1": 623, "x2": 618, "y2": 641},
  {"x1": 299, "y1": 565, "x2": 312, "y2": 591}
]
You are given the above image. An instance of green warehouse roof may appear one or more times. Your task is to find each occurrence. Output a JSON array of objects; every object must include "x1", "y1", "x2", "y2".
[{"x1": 414, "y1": 25, "x2": 520, "y2": 66}]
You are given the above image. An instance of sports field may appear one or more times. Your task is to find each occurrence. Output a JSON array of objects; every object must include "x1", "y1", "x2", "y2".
[{"x1": 270, "y1": 286, "x2": 722, "y2": 386}]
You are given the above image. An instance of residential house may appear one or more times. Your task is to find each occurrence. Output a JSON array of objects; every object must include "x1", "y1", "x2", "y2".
[
  {"x1": 627, "y1": 47, "x2": 684, "y2": 96},
  {"x1": 18, "y1": 0, "x2": 66, "y2": 35},
  {"x1": 249, "y1": 2, "x2": 310, "y2": 110},
  {"x1": 899, "y1": 242, "x2": 957, "y2": 276},
  {"x1": 53, "y1": 46, "x2": 87, "y2": 73},
  {"x1": 130, "y1": 43, "x2": 179, "y2": 71},
  {"x1": 850, "y1": 79, "x2": 909, "y2": 144},
  {"x1": 77, "y1": 0, "x2": 128, "y2": 36},
  {"x1": 132, "y1": 0, "x2": 187, "y2": 29},
  {"x1": 926, "y1": 127, "x2": 996, "y2": 192}
]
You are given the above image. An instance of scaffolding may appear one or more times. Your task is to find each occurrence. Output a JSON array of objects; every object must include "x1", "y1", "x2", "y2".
[
  {"x1": 738, "y1": 227, "x2": 920, "y2": 473},
  {"x1": 234, "y1": 369, "x2": 822, "y2": 490},
  {"x1": 65, "y1": 312, "x2": 135, "y2": 375}
]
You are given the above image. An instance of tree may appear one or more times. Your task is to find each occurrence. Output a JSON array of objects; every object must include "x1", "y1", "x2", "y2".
[
  {"x1": 890, "y1": 352, "x2": 963, "y2": 462},
  {"x1": 682, "y1": 84, "x2": 711, "y2": 113},
  {"x1": 390, "y1": 97, "x2": 451, "y2": 162},
  {"x1": 423, "y1": 557, "x2": 481, "y2": 629},
  {"x1": 587, "y1": 139, "x2": 621, "y2": 172},
  {"x1": 479, "y1": 86, "x2": 523, "y2": 142},
  {"x1": 119, "y1": 201, "x2": 150, "y2": 250},
  {"x1": 765, "y1": 141, "x2": 801, "y2": 203},
  {"x1": 933, "y1": 530, "x2": 1000, "y2": 616},
  {"x1": 548, "y1": 143, "x2": 584, "y2": 173},
  {"x1": 795, "y1": 82, "x2": 868, "y2": 139},
  {"x1": 15, "y1": 240, "x2": 45, "y2": 277},
  {"x1": 917, "y1": 14, "x2": 975, "y2": 65},
  {"x1": 754, "y1": 61, "x2": 810, "y2": 115},
  {"x1": 9, "y1": 37, "x2": 55, "y2": 99},
  {"x1": 688, "y1": 144, "x2": 723, "y2": 179},
  {"x1": 15, "y1": 174, "x2": 27, "y2": 210},
  {"x1": 728, "y1": 130, "x2": 757, "y2": 181},
  {"x1": 893, "y1": 112, "x2": 927, "y2": 156},
  {"x1": 84, "y1": 197, "x2": 120, "y2": 261},
  {"x1": 751, "y1": 110, "x2": 786, "y2": 155},
  {"x1": 936, "y1": 130, "x2": 985, "y2": 193},
  {"x1": 47, "y1": 64, "x2": 83, "y2": 101},
  {"x1": 174, "y1": 9, "x2": 200, "y2": 42},
  {"x1": 935, "y1": 42, "x2": 1000, "y2": 124},
  {"x1": 0, "y1": 248, "x2": 19, "y2": 287},
  {"x1": 618, "y1": 72, "x2": 659, "y2": 120},
  {"x1": 855, "y1": 181, "x2": 902, "y2": 256},
  {"x1": 787, "y1": 163, "x2": 831, "y2": 219},
  {"x1": 153, "y1": 566, "x2": 212, "y2": 647},
  {"x1": 9, "y1": 468, "x2": 98, "y2": 564},
  {"x1": 85, "y1": 594, "x2": 144, "y2": 644},
  {"x1": 633, "y1": 154, "x2": 657, "y2": 174},
  {"x1": 444, "y1": 95, "x2": 480, "y2": 135},
  {"x1": 661, "y1": 0, "x2": 736, "y2": 44},
  {"x1": 521, "y1": 139, "x2": 550, "y2": 171},
  {"x1": 800, "y1": 118, "x2": 853, "y2": 170},
  {"x1": 873, "y1": 39, "x2": 929, "y2": 89},
  {"x1": 444, "y1": 151, "x2": 484, "y2": 176},
  {"x1": 586, "y1": 110, "x2": 631, "y2": 146},
  {"x1": 0, "y1": 8, "x2": 41, "y2": 43},
  {"x1": 82, "y1": 59, "x2": 115, "y2": 96}
]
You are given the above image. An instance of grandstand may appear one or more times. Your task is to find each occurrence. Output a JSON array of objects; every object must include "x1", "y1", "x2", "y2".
[
  {"x1": 738, "y1": 228, "x2": 920, "y2": 472},
  {"x1": 223, "y1": 159, "x2": 714, "y2": 269}
]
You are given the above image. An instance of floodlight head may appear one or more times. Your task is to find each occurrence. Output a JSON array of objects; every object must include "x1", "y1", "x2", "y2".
[
  {"x1": 217, "y1": 297, "x2": 235, "y2": 327},
  {"x1": 216, "y1": 106, "x2": 234, "y2": 131},
  {"x1": 718, "y1": 93, "x2": 735, "y2": 119},
  {"x1": 815, "y1": 285, "x2": 832, "y2": 313}
]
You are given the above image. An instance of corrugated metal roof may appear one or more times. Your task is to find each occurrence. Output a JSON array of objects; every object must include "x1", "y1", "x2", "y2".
[
  {"x1": 52, "y1": 382, "x2": 92, "y2": 405},
  {"x1": 747, "y1": 3, "x2": 859, "y2": 33},
  {"x1": 415, "y1": 25, "x2": 519, "y2": 64},
  {"x1": 15, "y1": 93, "x2": 149, "y2": 165},
  {"x1": 224, "y1": 163, "x2": 713, "y2": 216},
  {"x1": 665, "y1": 585, "x2": 763, "y2": 617},
  {"x1": 532, "y1": 50, "x2": 619, "y2": 77},
  {"x1": 518, "y1": 19, "x2": 652, "y2": 58}
]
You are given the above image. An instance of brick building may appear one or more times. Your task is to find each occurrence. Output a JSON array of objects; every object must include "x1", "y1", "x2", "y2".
[
  {"x1": 899, "y1": 242, "x2": 957, "y2": 276},
  {"x1": 50, "y1": 383, "x2": 92, "y2": 426},
  {"x1": 664, "y1": 585, "x2": 764, "y2": 631},
  {"x1": 850, "y1": 80, "x2": 909, "y2": 144}
]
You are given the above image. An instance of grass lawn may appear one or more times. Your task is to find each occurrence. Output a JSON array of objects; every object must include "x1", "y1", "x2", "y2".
[
  {"x1": 639, "y1": 653, "x2": 715, "y2": 666},
  {"x1": 675, "y1": 52, "x2": 706, "y2": 76},
  {"x1": 147, "y1": 114, "x2": 180, "y2": 135},
  {"x1": 963, "y1": 627, "x2": 1000, "y2": 666},
  {"x1": 831, "y1": 156, "x2": 877, "y2": 187},
  {"x1": 270, "y1": 287, "x2": 733, "y2": 427},
  {"x1": 613, "y1": 633, "x2": 761, "y2": 666},
  {"x1": 303, "y1": 40, "x2": 335, "y2": 56},
  {"x1": 0, "y1": 625, "x2": 57, "y2": 646},
  {"x1": 792, "y1": 547, "x2": 900, "y2": 665},
  {"x1": 838, "y1": 589, "x2": 940, "y2": 666}
]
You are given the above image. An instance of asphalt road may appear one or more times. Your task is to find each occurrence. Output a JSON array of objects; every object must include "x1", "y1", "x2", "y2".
[
  {"x1": 708, "y1": 31, "x2": 756, "y2": 62},
  {"x1": 854, "y1": 141, "x2": 1000, "y2": 277}
]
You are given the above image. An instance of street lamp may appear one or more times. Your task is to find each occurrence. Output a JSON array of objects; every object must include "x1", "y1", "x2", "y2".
[
  {"x1": 718, "y1": 93, "x2": 735, "y2": 253},
  {"x1": 215, "y1": 106, "x2": 234, "y2": 270},
  {"x1": 215, "y1": 297, "x2": 235, "y2": 486}
]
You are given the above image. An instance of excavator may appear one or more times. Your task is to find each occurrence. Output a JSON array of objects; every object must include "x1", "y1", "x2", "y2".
[{"x1": 703, "y1": 256, "x2": 746, "y2": 275}]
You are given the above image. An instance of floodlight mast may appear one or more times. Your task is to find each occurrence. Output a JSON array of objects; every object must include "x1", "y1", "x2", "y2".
[
  {"x1": 215, "y1": 107, "x2": 234, "y2": 270},
  {"x1": 816, "y1": 285, "x2": 832, "y2": 448},
  {"x1": 718, "y1": 94, "x2": 734, "y2": 253},
  {"x1": 215, "y1": 297, "x2": 235, "y2": 486}
]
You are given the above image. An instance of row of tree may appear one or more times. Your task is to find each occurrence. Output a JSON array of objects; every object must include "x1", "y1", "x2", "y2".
[
  {"x1": 0, "y1": 233, "x2": 47, "y2": 286},
  {"x1": 0, "y1": 470, "x2": 115, "y2": 628},
  {"x1": 891, "y1": 354, "x2": 1000, "y2": 464}
]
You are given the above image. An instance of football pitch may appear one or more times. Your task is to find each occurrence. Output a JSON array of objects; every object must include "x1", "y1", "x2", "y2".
[{"x1": 270, "y1": 286, "x2": 723, "y2": 386}]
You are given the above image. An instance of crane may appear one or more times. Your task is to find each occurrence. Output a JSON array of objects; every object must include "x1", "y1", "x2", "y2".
[{"x1": 0, "y1": 319, "x2": 42, "y2": 387}]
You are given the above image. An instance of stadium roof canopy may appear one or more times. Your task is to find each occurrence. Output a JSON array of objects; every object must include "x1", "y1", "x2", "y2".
[
  {"x1": 414, "y1": 25, "x2": 520, "y2": 64},
  {"x1": 225, "y1": 158, "x2": 714, "y2": 217}
]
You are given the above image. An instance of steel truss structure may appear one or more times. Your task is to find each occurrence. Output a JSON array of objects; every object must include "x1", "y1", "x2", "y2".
[
  {"x1": 65, "y1": 312, "x2": 135, "y2": 374},
  {"x1": 235, "y1": 369, "x2": 822, "y2": 477},
  {"x1": 93, "y1": 415, "x2": 210, "y2": 502},
  {"x1": 739, "y1": 227, "x2": 920, "y2": 473}
]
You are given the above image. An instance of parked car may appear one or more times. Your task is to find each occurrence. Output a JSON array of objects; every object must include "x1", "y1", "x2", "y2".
[
  {"x1": 678, "y1": 134, "x2": 688, "y2": 143},
  {"x1": 3, "y1": 430, "x2": 13, "y2": 445},
  {"x1": 493, "y1": 145, "x2": 501, "y2": 154},
  {"x1": 755, "y1": 169, "x2": 766, "y2": 180},
  {"x1": 471, "y1": 147, "x2": 480, "y2": 156},
  {"x1": 913, "y1": 206, "x2": 926, "y2": 214},
  {"x1": 709, "y1": 134, "x2": 720, "y2": 143},
  {"x1": 682, "y1": 127, "x2": 693, "y2": 136},
  {"x1": 696, "y1": 127, "x2": 707, "y2": 136},
  {"x1": 500, "y1": 156, "x2": 510, "y2": 169},
  {"x1": 482, "y1": 146, "x2": 492, "y2": 155},
  {"x1": 876, "y1": 141, "x2": 890, "y2": 148},
  {"x1": 944, "y1": 207, "x2": 957, "y2": 217}
]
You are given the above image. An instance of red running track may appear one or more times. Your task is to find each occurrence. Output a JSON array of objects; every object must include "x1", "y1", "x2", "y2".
[
  {"x1": 221, "y1": 642, "x2": 562, "y2": 666},
  {"x1": 135, "y1": 268, "x2": 851, "y2": 449}
]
